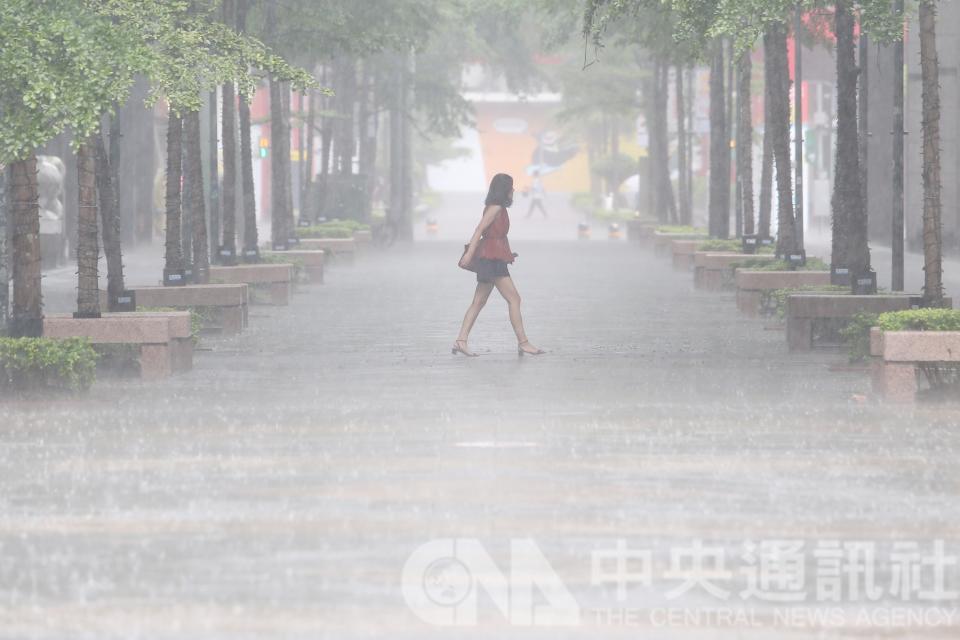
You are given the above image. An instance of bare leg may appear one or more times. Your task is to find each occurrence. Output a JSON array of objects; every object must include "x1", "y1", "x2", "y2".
[
  {"x1": 455, "y1": 282, "x2": 494, "y2": 352},
  {"x1": 494, "y1": 276, "x2": 542, "y2": 353}
]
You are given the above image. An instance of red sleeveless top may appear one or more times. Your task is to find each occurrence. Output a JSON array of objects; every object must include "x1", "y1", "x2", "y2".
[{"x1": 476, "y1": 207, "x2": 514, "y2": 263}]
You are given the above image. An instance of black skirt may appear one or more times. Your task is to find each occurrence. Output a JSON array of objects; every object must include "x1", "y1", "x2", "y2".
[{"x1": 474, "y1": 258, "x2": 510, "y2": 283}]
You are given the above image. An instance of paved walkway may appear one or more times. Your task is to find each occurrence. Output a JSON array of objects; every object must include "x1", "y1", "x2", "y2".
[{"x1": 2, "y1": 219, "x2": 960, "y2": 638}]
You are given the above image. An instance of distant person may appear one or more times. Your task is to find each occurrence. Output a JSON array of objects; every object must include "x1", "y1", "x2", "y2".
[
  {"x1": 525, "y1": 170, "x2": 548, "y2": 218},
  {"x1": 454, "y1": 173, "x2": 545, "y2": 357}
]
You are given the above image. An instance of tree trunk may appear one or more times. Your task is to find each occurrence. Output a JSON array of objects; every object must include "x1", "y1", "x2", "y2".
[
  {"x1": 919, "y1": 0, "x2": 943, "y2": 306},
  {"x1": 892, "y1": 0, "x2": 905, "y2": 291},
  {"x1": 208, "y1": 89, "x2": 220, "y2": 262},
  {"x1": 832, "y1": 0, "x2": 868, "y2": 276},
  {"x1": 9, "y1": 157, "x2": 43, "y2": 336},
  {"x1": 96, "y1": 123, "x2": 125, "y2": 310},
  {"x1": 656, "y1": 62, "x2": 677, "y2": 223},
  {"x1": 238, "y1": 95, "x2": 258, "y2": 261},
  {"x1": 768, "y1": 23, "x2": 798, "y2": 256},
  {"x1": 269, "y1": 72, "x2": 287, "y2": 249},
  {"x1": 759, "y1": 36, "x2": 774, "y2": 240},
  {"x1": 858, "y1": 32, "x2": 869, "y2": 236},
  {"x1": 164, "y1": 111, "x2": 185, "y2": 283},
  {"x1": 303, "y1": 88, "x2": 316, "y2": 223},
  {"x1": 183, "y1": 110, "x2": 210, "y2": 283},
  {"x1": 676, "y1": 64, "x2": 691, "y2": 226},
  {"x1": 220, "y1": 83, "x2": 238, "y2": 264},
  {"x1": 281, "y1": 85, "x2": 295, "y2": 232},
  {"x1": 737, "y1": 51, "x2": 755, "y2": 237},
  {"x1": 76, "y1": 138, "x2": 100, "y2": 318},
  {"x1": 336, "y1": 57, "x2": 356, "y2": 176},
  {"x1": 180, "y1": 127, "x2": 193, "y2": 276},
  {"x1": 0, "y1": 165, "x2": 9, "y2": 332},
  {"x1": 708, "y1": 40, "x2": 729, "y2": 238},
  {"x1": 726, "y1": 40, "x2": 737, "y2": 235}
]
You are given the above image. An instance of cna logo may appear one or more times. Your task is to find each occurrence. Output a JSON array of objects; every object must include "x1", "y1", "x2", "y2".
[{"x1": 402, "y1": 538, "x2": 581, "y2": 626}]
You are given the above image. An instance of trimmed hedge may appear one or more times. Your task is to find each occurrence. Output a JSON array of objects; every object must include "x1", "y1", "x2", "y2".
[
  {"x1": 733, "y1": 257, "x2": 830, "y2": 272},
  {"x1": 0, "y1": 337, "x2": 98, "y2": 393},
  {"x1": 656, "y1": 225, "x2": 706, "y2": 235},
  {"x1": 841, "y1": 309, "x2": 960, "y2": 362},
  {"x1": 295, "y1": 219, "x2": 370, "y2": 239}
]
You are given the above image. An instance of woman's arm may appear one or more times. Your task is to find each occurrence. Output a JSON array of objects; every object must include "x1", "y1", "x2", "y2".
[{"x1": 460, "y1": 206, "x2": 501, "y2": 264}]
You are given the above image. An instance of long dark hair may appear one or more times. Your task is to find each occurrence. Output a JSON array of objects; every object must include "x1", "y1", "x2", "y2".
[{"x1": 484, "y1": 173, "x2": 514, "y2": 207}]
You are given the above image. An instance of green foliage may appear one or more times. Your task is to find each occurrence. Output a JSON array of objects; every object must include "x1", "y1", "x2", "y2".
[
  {"x1": 0, "y1": 0, "x2": 149, "y2": 162},
  {"x1": 656, "y1": 225, "x2": 706, "y2": 235},
  {"x1": 736, "y1": 256, "x2": 830, "y2": 272},
  {"x1": 697, "y1": 239, "x2": 742, "y2": 252},
  {"x1": 296, "y1": 220, "x2": 370, "y2": 239},
  {"x1": 763, "y1": 284, "x2": 849, "y2": 320},
  {"x1": 0, "y1": 0, "x2": 319, "y2": 162},
  {"x1": 840, "y1": 312, "x2": 879, "y2": 362},
  {"x1": 0, "y1": 337, "x2": 98, "y2": 392},
  {"x1": 877, "y1": 308, "x2": 960, "y2": 333},
  {"x1": 837, "y1": 308, "x2": 960, "y2": 362},
  {"x1": 94, "y1": 0, "x2": 319, "y2": 112}
]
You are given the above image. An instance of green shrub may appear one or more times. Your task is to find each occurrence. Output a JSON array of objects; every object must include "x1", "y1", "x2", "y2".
[
  {"x1": 656, "y1": 225, "x2": 706, "y2": 235},
  {"x1": 762, "y1": 285, "x2": 849, "y2": 320},
  {"x1": 876, "y1": 308, "x2": 960, "y2": 332},
  {"x1": 0, "y1": 337, "x2": 98, "y2": 393},
  {"x1": 836, "y1": 309, "x2": 960, "y2": 362},
  {"x1": 696, "y1": 239, "x2": 742, "y2": 252},
  {"x1": 295, "y1": 219, "x2": 370, "y2": 239},
  {"x1": 736, "y1": 256, "x2": 830, "y2": 272},
  {"x1": 840, "y1": 312, "x2": 880, "y2": 362}
]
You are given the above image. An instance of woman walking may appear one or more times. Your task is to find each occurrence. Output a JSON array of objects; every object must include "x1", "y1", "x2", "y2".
[{"x1": 454, "y1": 173, "x2": 545, "y2": 357}]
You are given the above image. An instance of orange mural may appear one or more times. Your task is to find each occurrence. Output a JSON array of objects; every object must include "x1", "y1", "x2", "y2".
[{"x1": 474, "y1": 102, "x2": 591, "y2": 193}]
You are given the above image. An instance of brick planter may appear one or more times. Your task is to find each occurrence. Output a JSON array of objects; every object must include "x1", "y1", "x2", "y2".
[
  {"x1": 209, "y1": 264, "x2": 294, "y2": 306},
  {"x1": 693, "y1": 253, "x2": 776, "y2": 291},
  {"x1": 785, "y1": 294, "x2": 952, "y2": 351},
  {"x1": 125, "y1": 284, "x2": 248, "y2": 335},
  {"x1": 870, "y1": 327, "x2": 960, "y2": 403},
  {"x1": 297, "y1": 238, "x2": 356, "y2": 262},
  {"x1": 653, "y1": 232, "x2": 707, "y2": 257},
  {"x1": 261, "y1": 250, "x2": 325, "y2": 284},
  {"x1": 43, "y1": 311, "x2": 193, "y2": 379},
  {"x1": 670, "y1": 240, "x2": 702, "y2": 271},
  {"x1": 735, "y1": 270, "x2": 832, "y2": 316}
]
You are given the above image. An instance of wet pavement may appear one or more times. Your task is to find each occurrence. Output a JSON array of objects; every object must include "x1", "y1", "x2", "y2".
[{"x1": 2, "y1": 198, "x2": 960, "y2": 638}]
